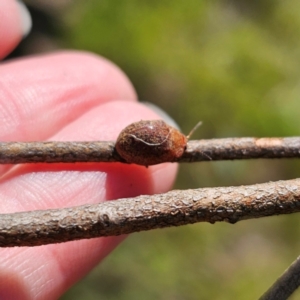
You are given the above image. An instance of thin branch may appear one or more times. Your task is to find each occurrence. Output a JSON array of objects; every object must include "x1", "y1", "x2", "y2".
[
  {"x1": 0, "y1": 178, "x2": 300, "y2": 247},
  {"x1": 260, "y1": 255, "x2": 300, "y2": 300},
  {"x1": 0, "y1": 141, "x2": 120, "y2": 164},
  {"x1": 0, "y1": 137, "x2": 299, "y2": 164},
  {"x1": 181, "y1": 137, "x2": 300, "y2": 162}
]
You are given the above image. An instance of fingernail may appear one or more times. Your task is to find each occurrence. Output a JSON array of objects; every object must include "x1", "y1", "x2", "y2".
[
  {"x1": 142, "y1": 102, "x2": 180, "y2": 130},
  {"x1": 16, "y1": 0, "x2": 32, "y2": 38}
]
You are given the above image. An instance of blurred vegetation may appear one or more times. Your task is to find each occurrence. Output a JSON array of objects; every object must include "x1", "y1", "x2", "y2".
[{"x1": 18, "y1": 0, "x2": 300, "y2": 299}]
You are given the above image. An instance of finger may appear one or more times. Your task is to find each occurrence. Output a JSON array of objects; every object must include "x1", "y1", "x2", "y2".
[
  {"x1": 0, "y1": 51, "x2": 137, "y2": 141},
  {"x1": 0, "y1": 0, "x2": 31, "y2": 59},
  {"x1": 0, "y1": 51, "x2": 137, "y2": 176},
  {"x1": 0, "y1": 101, "x2": 178, "y2": 299}
]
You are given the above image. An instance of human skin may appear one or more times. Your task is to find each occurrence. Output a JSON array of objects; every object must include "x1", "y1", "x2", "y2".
[{"x1": 0, "y1": 1, "x2": 177, "y2": 299}]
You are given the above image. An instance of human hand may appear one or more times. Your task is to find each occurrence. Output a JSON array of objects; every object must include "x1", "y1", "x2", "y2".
[{"x1": 0, "y1": 1, "x2": 177, "y2": 298}]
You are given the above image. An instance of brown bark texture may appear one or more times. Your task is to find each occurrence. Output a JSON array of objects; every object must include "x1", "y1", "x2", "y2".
[
  {"x1": 0, "y1": 178, "x2": 299, "y2": 247},
  {"x1": 0, "y1": 137, "x2": 299, "y2": 164}
]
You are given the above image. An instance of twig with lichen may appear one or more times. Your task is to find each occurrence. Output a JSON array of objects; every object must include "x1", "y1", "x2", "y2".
[{"x1": 0, "y1": 178, "x2": 300, "y2": 247}]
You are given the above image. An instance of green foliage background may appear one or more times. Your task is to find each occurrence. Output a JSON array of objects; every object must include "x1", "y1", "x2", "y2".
[{"x1": 23, "y1": 1, "x2": 300, "y2": 299}]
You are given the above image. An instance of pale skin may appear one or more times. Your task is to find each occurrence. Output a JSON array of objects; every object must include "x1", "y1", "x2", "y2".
[{"x1": 0, "y1": 1, "x2": 177, "y2": 299}]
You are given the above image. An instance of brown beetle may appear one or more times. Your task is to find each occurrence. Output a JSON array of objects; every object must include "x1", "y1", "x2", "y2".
[{"x1": 115, "y1": 120, "x2": 201, "y2": 166}]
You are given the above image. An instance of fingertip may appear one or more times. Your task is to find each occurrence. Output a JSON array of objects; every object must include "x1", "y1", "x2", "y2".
[
  {"x1": 16, "y1": 0, "x2": 32, "y2": 38},
  {"x1": 0, "y1": 0, "x2": 32, "y2": 58}
]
